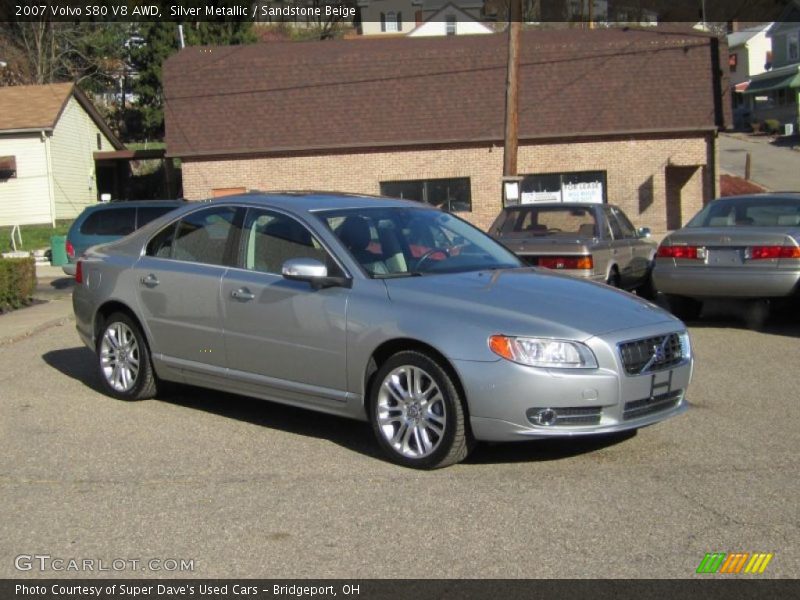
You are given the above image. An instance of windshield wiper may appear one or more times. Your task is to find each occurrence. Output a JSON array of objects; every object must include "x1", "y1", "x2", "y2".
[{"x1": 373, "y1": 271, "x2": 423, "y2": 279}]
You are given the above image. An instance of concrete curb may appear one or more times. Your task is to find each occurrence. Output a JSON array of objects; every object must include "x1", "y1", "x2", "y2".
[{"x1": 0, "y1": 312, "x2": 75, "y2": 346}]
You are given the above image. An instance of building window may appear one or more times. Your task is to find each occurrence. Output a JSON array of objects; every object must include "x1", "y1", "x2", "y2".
[
  {"x1": 788, "y1": 32, "x2": 799, "y2": 62},
  {"x1": 0, "y1": 155, "x2": 17, "y2": 180},
  {"x1": 516, "y1": 171, "x2": 607, "y2": 205},
  {"x1": 96, "y1": 133, "x2": 102, "y2": 150},
  {"x1": 380, "y1": 177, "x2": 472, "y2": 212},
  {"x1": 382, "y1": 11, "x2": 402, "y2": 32},
  {"x1": 729, "y1": 52, "x2": 738, "y2": 72},
  {"x1": 446, "y1": 15, "x2": 457, "y2": 36}
]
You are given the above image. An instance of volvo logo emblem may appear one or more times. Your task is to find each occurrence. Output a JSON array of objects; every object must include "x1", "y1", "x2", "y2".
[{"x1": 640, "y1": 336, "x2": 671, "y2": 374}]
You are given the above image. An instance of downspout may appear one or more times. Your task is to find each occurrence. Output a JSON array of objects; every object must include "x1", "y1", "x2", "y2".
[{"x1": 43, "y1": 130, "x2": 57, "y2": 227}]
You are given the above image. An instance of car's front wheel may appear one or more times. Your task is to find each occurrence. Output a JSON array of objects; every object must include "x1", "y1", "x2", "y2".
[
  {"x1": 97, "y1": 312, "x2": 157, "y2": 401},
  {"x1": 369, "y1": 351, "x2": 471, "y2": 469}
]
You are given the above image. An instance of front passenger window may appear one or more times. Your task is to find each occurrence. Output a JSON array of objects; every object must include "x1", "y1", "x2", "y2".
[{"x1": 243, "y1": 210, "x2": 329, "y2": 274}]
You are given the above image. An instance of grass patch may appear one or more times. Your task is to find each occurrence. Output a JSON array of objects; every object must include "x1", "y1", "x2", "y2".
[{"x1": 0, "y1": 220, "x2": 72, "y2": 252}]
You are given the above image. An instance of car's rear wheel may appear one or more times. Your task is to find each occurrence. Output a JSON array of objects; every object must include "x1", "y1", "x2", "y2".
[
  {"x1": 97, "y1": 312, "x2": 157, "y2": 401},
  {"x1": 665, "y1": 294, "x2": 703, "y2": 321},
  {"x1": 606, "y1": 268, "x2": 621, "y2": 288},
  {"x1": 369, "y1": 351, "x2": 471, "y2": 469}
]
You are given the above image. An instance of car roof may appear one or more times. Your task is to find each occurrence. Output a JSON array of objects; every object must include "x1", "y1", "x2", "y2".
[
  {"x1": 709, "y1": 193, "x2": 800, "y2": 203},
  {"x1": 208, "y1": 191, "x2": 427, "y2": 213},
  {"x1": 502, "y1": 202, "x2": 609, "y2": 210},
  {"x1": 82, "y1": 199, "x2": 185, "y2": 212}
]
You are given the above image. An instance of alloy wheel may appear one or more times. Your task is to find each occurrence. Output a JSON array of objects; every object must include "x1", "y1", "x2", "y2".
[{"x1": 99, "y1": 321, "x2": 141, "y2": 393}]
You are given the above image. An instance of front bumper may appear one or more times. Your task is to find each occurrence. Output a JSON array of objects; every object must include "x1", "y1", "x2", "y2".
[
  {"x1": 653, "y1": 265, "x2": 800, "y2": 298},
  {"x1": 454, "y1": 328, "x2": 692, "y2": 442}
]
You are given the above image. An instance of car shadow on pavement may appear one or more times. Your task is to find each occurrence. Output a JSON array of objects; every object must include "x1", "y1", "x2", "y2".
[
  {"x1": 466, "y1": 431, "x2": 636, "y2": 465},
  {"x1": 43, "y1": 347, "x2": 640, "y2": 466},
  {"x1": 680, "y1": 300, "x2": 800, "y2": 337}
]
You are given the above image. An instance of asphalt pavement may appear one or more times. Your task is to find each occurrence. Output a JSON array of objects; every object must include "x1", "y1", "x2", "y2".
[
  {"x1": 0, "y1": 299, "x2": 798, "y2": 579},
  {"x1": 719, "y1": 133, "x2": 800, "y2": 191}
]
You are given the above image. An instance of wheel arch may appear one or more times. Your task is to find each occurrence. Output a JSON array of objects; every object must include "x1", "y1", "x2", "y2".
[
  {"x1": 363, "y1": 338, "x2": 469, "y2": 422},
  {"x1": 94, "y1": 300, "x2": 149, "y2": 350}
]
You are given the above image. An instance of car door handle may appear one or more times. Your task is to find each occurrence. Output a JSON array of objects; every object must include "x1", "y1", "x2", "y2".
[
  {"x1": 140, "y1": 274, "x2": 159, "y2": 287},
  {"x1": 231, "y1": 288, "x2": 255, "y2": 301}
]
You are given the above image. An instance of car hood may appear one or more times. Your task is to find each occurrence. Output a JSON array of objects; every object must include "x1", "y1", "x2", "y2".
[{"x1": 383, "y1": 268, "x2": 677, "y2": 340}]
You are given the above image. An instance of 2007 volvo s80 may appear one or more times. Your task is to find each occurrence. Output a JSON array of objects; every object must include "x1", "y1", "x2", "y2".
[{"x1": 73, "y1": 193, "x2": 692, "y2": 468}]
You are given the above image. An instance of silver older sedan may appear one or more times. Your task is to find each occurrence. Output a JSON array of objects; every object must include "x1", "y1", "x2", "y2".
[
  {"x1": 73, "y1": 193, "x2": 692, "y2": 468},
  {"x1": 654, "y1": 193, "x2": 800, "y2": 328},
  {"x1": 488, "y1": 202, "x2": 656, "y2": 293}
]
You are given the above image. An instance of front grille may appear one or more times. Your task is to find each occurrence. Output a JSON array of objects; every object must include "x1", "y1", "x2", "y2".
[
  {"x1": 619, "y1": 333, "x2": 684, "y2": 375},
  {"x1": 623, "y1": 390, "x2": 682, "y2": 421},
  {"x1": 526, "y1": 406, "x2": 602, "y2": 426}
]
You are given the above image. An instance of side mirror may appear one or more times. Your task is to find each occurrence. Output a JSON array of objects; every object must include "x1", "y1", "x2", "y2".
[
  {"x1": 638, "y1": 227, "x2": 652, "y2": 239},
  {"x1": 282, "y1": 258, "x2": 350, "y2": 290}
]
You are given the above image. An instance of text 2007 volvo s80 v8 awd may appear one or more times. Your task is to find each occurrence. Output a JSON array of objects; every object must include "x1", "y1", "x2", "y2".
[{"x1": 73, "y1": 193, "x2": 692, "y2": 468}]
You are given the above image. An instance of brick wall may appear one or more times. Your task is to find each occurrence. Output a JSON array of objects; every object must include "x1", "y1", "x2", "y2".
[{"x1": 181, "y1": 133, "x2": 713, "y2": 233}]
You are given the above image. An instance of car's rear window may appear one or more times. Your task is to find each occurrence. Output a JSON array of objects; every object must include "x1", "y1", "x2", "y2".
[
  {"x1": 498, "y1": 207, "x2": 598, "y2": 238},
  {"x1": 79, "y1": 208, "x2": 136, "y2": 236},
  {"x1": 687, "y1": 197, "x2": 800, "y2": 228}
]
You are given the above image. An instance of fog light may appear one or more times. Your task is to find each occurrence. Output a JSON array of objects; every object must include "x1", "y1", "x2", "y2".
[{"x1": 532, "y1": 408, "x2": 558, "y2": 426}]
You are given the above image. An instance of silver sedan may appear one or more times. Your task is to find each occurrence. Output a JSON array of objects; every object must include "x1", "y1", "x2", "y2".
[
  {"x1": 73, "y1": 193, "x2": 692, "y2": 468},
  {"x1": 654, "y1": 193, "x2": 800, "y2": 328}
]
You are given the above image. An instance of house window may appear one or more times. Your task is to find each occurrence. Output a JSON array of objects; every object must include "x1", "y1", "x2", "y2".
[
  {"x1": 729, "y1": 52, "x2": 738, "y2": 72},
  {"x1": 382, "y1": 11, "x2": 402, "y2": 32},
  {"x1": 789, "y1": 32, "x2": 799, "y2": 62},
  {"x1": 517, "y1": 171, "x2": 607, "y2": 205},
  {"x1": 96, "y1": 133, "x2": 102, "y2": 150},
  {"x1": 380, "y1": 177, "x2": 472, "y2": 212},
  {"x1": 0, "y1": 155, "x2": 17, "y2": 180},
  {"x1": 446, "y1": 15, "x2": 457, "y2": 36}
]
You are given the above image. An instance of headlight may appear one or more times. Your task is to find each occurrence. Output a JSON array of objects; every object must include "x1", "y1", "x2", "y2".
[
  {"x1": 678, "y1": 331, "x2": 692, "y2": 360},
  {"x1": 489, "y1": 335, "x2": 598, "y2": 369}
]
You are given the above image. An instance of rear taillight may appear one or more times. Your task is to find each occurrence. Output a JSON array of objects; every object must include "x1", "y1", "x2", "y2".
[
  {"x1": 657, "y1": 245, "x2": 704, "y2": 260},
  {"x1": 746, "y1": 245, "x2": 800, "y2": 260},
  {"x1": 75, "y1": 260, "x2": 83, "y2": 284},
  {"x1": 537, "y1": 256, "x2": 594, "y2": 270},
  {"x1": 66, "y1": 240, "x2": 75, "y2": 258}
]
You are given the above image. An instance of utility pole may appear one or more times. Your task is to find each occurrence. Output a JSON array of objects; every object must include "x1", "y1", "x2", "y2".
[{"x1": 503, "y1": 0, "x2": 522, "y2": 177}]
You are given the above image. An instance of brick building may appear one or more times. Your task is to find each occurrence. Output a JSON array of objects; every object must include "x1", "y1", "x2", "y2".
[{"x1": 163, "y1": 28, "x2": 730, "y2": 233}]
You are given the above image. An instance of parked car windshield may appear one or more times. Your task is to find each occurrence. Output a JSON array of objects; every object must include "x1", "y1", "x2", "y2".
[
  {"x1": 686, "y1": 197, "x2": 800, "y2": 228},
  {"x1": 318, "y1": 207, "x2": 521, "y2": 277},
  {"x1": 497, "y1": 206, "x2": 598, "y2": 238}
]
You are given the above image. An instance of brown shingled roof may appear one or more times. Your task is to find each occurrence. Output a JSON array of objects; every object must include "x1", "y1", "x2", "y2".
[
  {"x1": 0, "y1": 82, "x2": 124, "y2": 149},
  {"x1": 164, "y1": 28, "x2": 729, "y2": 158},
  {"x1": 0, "y1": 82, "x2": 73, "y2": 131}
]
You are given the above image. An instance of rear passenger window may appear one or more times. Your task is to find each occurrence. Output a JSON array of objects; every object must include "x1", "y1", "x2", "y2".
[
  {"x1": 172, "y1": 206, "x2": 239, "y2": 266},
  {"x1": 137, "y1": 206, "x2": 177, "y2": 228},
  {"x1": 80, "y1": 208, "x2": 136, "y2": 236}
]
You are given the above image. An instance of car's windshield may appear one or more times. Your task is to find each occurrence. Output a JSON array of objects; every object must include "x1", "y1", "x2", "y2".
[
  {"x1": 686, "y1": 197, "x2": 800, "y2": 228},
  {"x1": 318, "y1": 207, "x2": 521, "y2": 277},
  {"x1": 497, "y1": 206, "x2": 598, "y2": 238}
]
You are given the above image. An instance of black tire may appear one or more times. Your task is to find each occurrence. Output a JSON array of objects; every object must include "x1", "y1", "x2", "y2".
[
  {"x1": 369, "y1": 350, "x2": 472, "y2": 469},
  {"x1": 665, "y1": 295, "x2": 703, "y2": 322},
  {"x1": 606, "y1": 268, "x2": 621, "y2": 288},
  {"x1": 635, "y1": 270, "x2": 656, "y2": 300},
  {"x1": 96, "y1": 311, "x2": 158, "y2": 401}
]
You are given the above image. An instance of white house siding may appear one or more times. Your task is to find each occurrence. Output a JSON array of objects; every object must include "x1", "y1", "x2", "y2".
[
  {"x1": 408, "y1": 18, "x2": 493, "y2": 37},
  {"x1": 0, "y1": 134, "x2": 53, "y2": 226},
  {"x1": 49, "y1": 96, "x2": 114, "y2": 220}
]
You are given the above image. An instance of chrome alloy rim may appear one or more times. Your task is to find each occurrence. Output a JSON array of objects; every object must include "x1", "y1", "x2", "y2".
[
  {"x1": 377, "y1": 366, "x2": 446, "y2": 459},
  {"x1": 99, "y1": 322, "x2": 140, "y2": 392}
]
